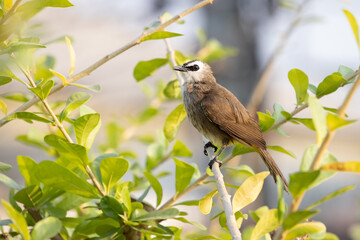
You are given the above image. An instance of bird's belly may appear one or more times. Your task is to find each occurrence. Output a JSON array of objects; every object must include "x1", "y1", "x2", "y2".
[{"x1": 183, "y1": 95, "x2": 230, "y2": 146}]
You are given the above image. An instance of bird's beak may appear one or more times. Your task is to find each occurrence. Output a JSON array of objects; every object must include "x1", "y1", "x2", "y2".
[{"x1": 173, "y1": 65, "x2": 187, "y2": 72}]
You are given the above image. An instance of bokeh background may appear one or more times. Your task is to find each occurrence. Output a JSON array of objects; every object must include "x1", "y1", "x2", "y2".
[{"x1": 1, "y1": 0, "x2": 360, "y2": 239}]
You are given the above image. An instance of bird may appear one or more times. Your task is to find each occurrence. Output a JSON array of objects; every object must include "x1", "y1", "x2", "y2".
[{"x1": 173, "y1": 59, "x2": 288, "y2": 190}]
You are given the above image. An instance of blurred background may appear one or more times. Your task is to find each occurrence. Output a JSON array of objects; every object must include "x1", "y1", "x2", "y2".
[{"x1": 1, "y1": 0, "x2": 360, "y2": 239}]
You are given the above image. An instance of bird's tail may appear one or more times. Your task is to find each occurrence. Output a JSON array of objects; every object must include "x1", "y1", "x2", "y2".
[{"x1": 253, "y1": 146, "x2": 288, "y2": 192}]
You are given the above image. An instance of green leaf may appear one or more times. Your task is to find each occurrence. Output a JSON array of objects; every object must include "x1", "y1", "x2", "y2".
[
  {"x1": 0, "y1": 173, "x2": 21, "y2": 190},
  {"x1": 31, "y1": 217, "x2": 62, "y2": 240},
  {"x1": 7, "y1": 112, "x2": 52, "y2": 124},
  {"x1": 338, "y1": 65, "x2": 355, "y2": 82},
  {"x1": 283, "y1": 210, "x2": 319, "y2": 230},
  {"x1": 198, "y1": 190, "x2": 218, "y2": 215},
  {"x1": 288, "y1": 69, "x2": 309, "y2": 105},
  {"x1": 141, "y1": 31, "x2": 182, "y2": 42},
  {"x1": 316, "y1": 73, "x2": 347, "y2": 97},
  {"x1": 163, "y1": 79, "x2": 181, "y2": 99},
  {"x1": 0, "y1": 99, "x2": 7, "y2": 115},
  {"x1": 144, "y1": 171, "x2": 163, "y2": 207},
  {"x1": 232, "y1": 171, "x2": 270, "y2": 212},
  {"x1": 308, "y1": 83, "x2": 317, "y2": 95},
  {"x1": 14, "y1": 185, "x2": 43, "y2": 207},
  {"x1": 100, "y1": 157, "x2": 129, "y2": 194},
  {"x1": 2, "y1": 200, "x2": 30, "y2": 240},
  {"x1": 134, "y1": 208, "x2": 179, "y2": 221},
  {"x1": 0, "y1": 76, "x2": 12, "y2": 86},
  {"x1": 289, "y1": 170, "x2": 335, "y2": 198},
  {"x1": 100, "y1": 196, "x2": 124, "y2": 220},
  {"x1": 65, "y1": 36, "x2": 75, "y2": 76},
  {"x1": 173, "y1": 158, "x2": 195, "y2": 195},
  {"x1": 343, "y1": 10, "x2": 360, "y2": 50},
  {"x1": 137, "y1": 107, "x2": 159, "y2": 124},
  {"x1": 17, "y1": 156, "x2": 39, "y2": 186},
  {"x1": 306, "y1": 185, "x2": 355, "y2": 210},
  {"x1": 34, "y1": 55, "x2": 55, "y2": 81},
  {"x1": 74, "y1": 113, "x2": 101, "y2": 150},
  {"x1": 163, "y1": 103, "x2": 187, "y2": 142},
  {"x1": 232, "y1": 143, "x2": 254, "y2": 156},
  {"x1": 35, "y1": 161, "x2": 99, "y2": 198},
  {"x1": 326, "y1": 113, "x2": 356, "y2": 131},
  {"x1": 2, "y1": 92, "x2": 31, "y2": 102},
  {"x1": 308, "y1": 96, "x2": 327, "y2": 144},
  {"x1": 44, "y1": 134, "x2": 89, "y2": 166},
  {"x1": 0, "y1": 162, "x2": 11, "y2": 172},
  {"x1": 16, "y1": 0, "x2": 73, "y2": 20},
  {"x1": 1, "y1": 42, "x2": 46, "y2": 54},
  {"x1": 257, "y1": 111, "x2": 275, "y2": 132},
  {"x1": 146, "y1": 132, "x2": 168, "y2": 170},
  {"x1": 29, "y1": 79, "x2": 54, "y2": 100},
  {"x1": 283, "y1": 222, "x2": 326, "y2": 240},
  {"x1": 292, "y1": 118, "x2": 315, "y2": 131},
  {"x1": 272, "y1": 103, "x2": 285, "y2": 124},
  {"x1": 68, "y1": 83, "x2": 101, "y2": 92},
  {"x1": 250, "y1": 209, "x2": 280, "y2": 240},
  {"x1": 172, "y1": 140, "x2": 192, "y2": 157},
  {"x1": 120, "y1": 185, "x2": 132, "y2": 215},
  {"x1": 59, "y1": 92, "x2": 91, "y2": 122},
  {"x1": 320, "y1": 161, "x2": 360, "y2": 173},
  {"x1": 133, "y1": 58, "x2": 168, "y2": 82},
  {"x1": 267, "y1": 145, "x2": 296, "y2": 159},
  {"x1": 300, "y1": 145, "x2": 337, "y2": 171}
]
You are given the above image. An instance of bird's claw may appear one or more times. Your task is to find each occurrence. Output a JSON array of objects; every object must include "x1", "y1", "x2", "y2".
[
  {"x1": 203, "y1": 142, "x2": 218, "y2": 156},
  {"x1": 208, "y1": 158, "x2": 222, "y2": 170}
]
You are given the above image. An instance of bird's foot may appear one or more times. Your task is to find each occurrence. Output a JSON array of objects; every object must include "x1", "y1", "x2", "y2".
[
  {"x1": 203, "y1": 142, "x2": 218, "y2": 156},
  {"x1": 208, "y1": 157, "x2": 222, "y2": 170}
]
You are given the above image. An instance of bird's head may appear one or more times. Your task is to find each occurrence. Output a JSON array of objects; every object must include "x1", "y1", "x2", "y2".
[{"x1": 173, "y1": 60, "x2": 215, "y2": 84}]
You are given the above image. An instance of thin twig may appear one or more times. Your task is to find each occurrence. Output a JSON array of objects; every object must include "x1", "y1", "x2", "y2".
[
  {"x1": 246, "y1": 0, "x2": 311, "y2": 115},
  {"x1": 0, "y1": 0, "x2": 23, "y2": 25},
  {"x1": 0, "y1": 0, "x2": 214, "y2": 128}
]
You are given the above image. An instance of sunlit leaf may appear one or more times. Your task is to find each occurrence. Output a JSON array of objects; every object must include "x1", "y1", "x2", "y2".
[
  {"x1": 289, "y1": 170, "x2": 335, "y2": 198},
  {"x1": 267, "y1": 145, "x2": 296, "y2": 159},
  {"x1": 0, "y1": 173, "x2": 21, "y2": 190},
  {"x1": 144, "y1": 171, "x2": 163, "y2": 207},
  {"x1": 316, "y1": 73, "x2": 347, "y2": 97},
  {"x1": 343, "y1": 10, "x2": 360, "y2": 50},
  {"x1": 163, "y1": 103, "x2": 187, "y2": 142},
  {"x1": 31, "y1": 217, "x2": 62, "y2": 240},
  {"x1": 49, "y1": 69, "x2": 67, "y2": 85},
  {"x1": 198, "y1": 190, "x2": 218, "y2": 215},
  {"x1": 283, "y1": 222, "x2": 326, "y2": 240},
  {"x1": 65, "y1": 36, "x2": 75, "y2": 76},
  {"x1": 14, "y1": 185, "x2": 43, "y2": 208},
  {"x1": 6, "y1": 112, "x2": 52, "y2": 124},
  {"x1": 174, "y1": 158, "x2": 195, "y2": 195},
  {"x1": 35, "y1": 161, "x2": 99, "y2": 198},
  {"x1": 292, "y1": 118, "x2": 315, "y2": 131},
  {"x1": 283, "y1": 210, "x2": 319, "y2": 230},
  {"x1": 2, "y1": 201, "x2": 30, "y2": 240},
  {"x1": 163, "y1": 79, "x2": 181, "y2": 99},
  {"x1": 17, "y1": 156, "x2": 39, "y2": 186},
  {"x1": 68, "y1": 83, "x2": 101, "y2": 92},
  {"x1": 320, "y1": 161, "x2": 360, "y2": 173},
  {"x1": 34, "y1": 55, "x2": 55, "y2": 81},
  {"x1": 100, "y1": 157, "x2": 129, "y2": 194},
  {"x1": 288, "y1": 69, "x2": 309, "y2": 105},
  {"x1": 141, "y1": 31, "x2": 182, "y2": 42},
  {"x1": 306, "y1": 185, "x2": 355, "y2": 210},
  {"x1": 300, "y1": 145, "x2": 337, "y2": 171},
  {"x1": 250, "y1": 209, "x2": 280, "y2": 240},
  {"x1": 257, "y1": 111, "x2": 275, "y2": 132},
  {"x1": 134, "y1": 208, "x2": 179, "y2": 221},
  {"x1": 74, "y1": 113, "x2": 101, "y2": 150},
  {"x1": 0, "y1": 99, "x2": 8, "y2": 115},
  {"x1": 232, "y1": 171, "x2": 269, "y2": 212},
  {"x1": 308, "y1": 96, "x2": 327, "y2": 144},
  {"x1": 172, "y1": 140, "x2": 192, "y2": 157},
  {"x1": 28, "y1": 79, "x2": 54, "y2": 100},
  {"x1": 232, "y1": 143, "x2": 254, "y2": 156},
  {"x1": 59, "y1": 92, "x2": 91, "y2": 122},
  {"x1": 133, "y1": 58, "x2": 168, "y2": 82},
  {"x1": 326, "y1": 113, "x2": 356, "y2": 131},
  {"x1": 0, "y1": 76, "x2": 12, "y2": 86}
]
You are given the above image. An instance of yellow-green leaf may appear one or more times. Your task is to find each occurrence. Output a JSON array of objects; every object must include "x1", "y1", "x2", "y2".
[
  {"x1": 49, "y1": 69, "x2": 67, "y2": 85},
  {"x1": 0, "y1": 99, "x2": 8, "y2": 115},
  {"x1": 65, "y1": 36, "x2": 75, "y2": 76},
  {"x1": 283, "y1": 222, "x2": 326, "y2": 240},
  {"x1": 163, "y1": 103, "x2": 187, "y2": 142},
  {"x1": 2, "y1": 200, "x2": 30, "y2": 240},
  {"x1": 250, "y1": 209, "x2": 280, "y2": 240},
  {"x1": 232, "y1": 171, "x2": 270, "y2": 212},
  {"x1": 308, "y1": 96, "x2": 327, "y2": 145},
  {"x1": 343, "y1": 10, "x2": 360, "y2": 50},
  {"x1": 288, "y1": 69, "x2": 309, "y2": 105},
  {"x1": 320, "y1": 161, "x2": 360, "y2": 173},
  {"x1": 326, "y1": 113, "x2": 356, "y2": 131},
  {"x1": 198, "y1": 190, "x2": 218, "y2": 215},
  {"x1": 141, "y1": 31, "x2": 182, "y2": 42}
]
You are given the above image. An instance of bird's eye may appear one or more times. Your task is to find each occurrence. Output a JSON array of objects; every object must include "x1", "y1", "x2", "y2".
[{"x1": 193, "y1": 64, "x2": 199, "y2": 71}]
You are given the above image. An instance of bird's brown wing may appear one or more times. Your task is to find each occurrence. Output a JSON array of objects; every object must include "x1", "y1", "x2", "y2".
[{"x1": 200, "y1": 86, "x2": 266, "y2": 149}]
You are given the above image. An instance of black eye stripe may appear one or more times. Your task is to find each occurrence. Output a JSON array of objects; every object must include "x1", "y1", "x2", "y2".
[{"x1": 185, "y1": 64, "x2": 200, "y2": 71}]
